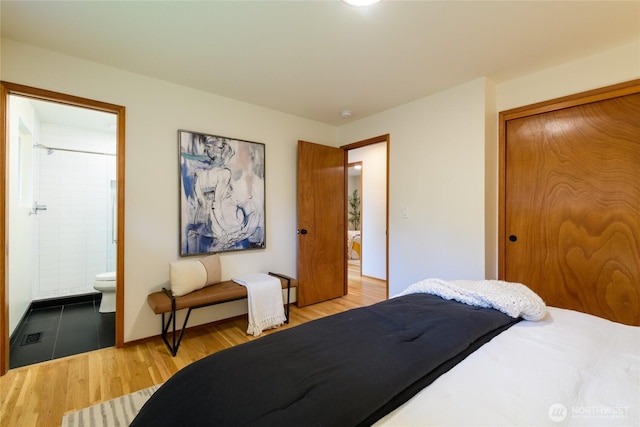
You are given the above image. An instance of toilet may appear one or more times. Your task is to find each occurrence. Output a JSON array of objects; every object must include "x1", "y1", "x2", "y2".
[{"x1": 94, "y1": 271, "x2": 116, "y2": 313}]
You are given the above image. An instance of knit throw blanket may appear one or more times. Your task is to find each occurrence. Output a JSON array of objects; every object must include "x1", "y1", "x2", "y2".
[
  {"x1": 395, "y1": 278, "x2": 547, "y2": 321},
  {"x1": 232, "y1": 273, "x2": 287, "y2": 336}
]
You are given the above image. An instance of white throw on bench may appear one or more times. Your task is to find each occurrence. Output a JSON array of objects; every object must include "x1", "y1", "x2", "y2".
[{"x1": 232, "y1": 273, "x2": 288, "y2": 336}]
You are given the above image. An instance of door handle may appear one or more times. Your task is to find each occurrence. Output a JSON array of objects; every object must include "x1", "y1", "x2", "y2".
[
  {"x1": 298, "y1": 229, "x2": 308, "y2": 235},
  {"x1": 509, "y1": 235, "x2": 517, "y2": 242}
]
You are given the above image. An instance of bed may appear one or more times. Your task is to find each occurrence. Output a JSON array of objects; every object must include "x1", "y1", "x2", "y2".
[
  {"x1": 348, "y1": 230, "x2": 361, "y2": 260},
  {"x1": 131, "y1": 279, "x2": 639, "y2": 426},
  {"x1": 378, "y1": 305, "x2": 639, "y2": 426}
]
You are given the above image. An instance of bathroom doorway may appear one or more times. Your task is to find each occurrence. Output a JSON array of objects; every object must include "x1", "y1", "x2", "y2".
[{"x1": 1, "y1": 83, "x2": 125, "y2": 373}]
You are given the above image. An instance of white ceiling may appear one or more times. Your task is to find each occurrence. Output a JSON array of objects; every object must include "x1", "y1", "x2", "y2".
[{"x1": 2, "y1": 1, "x2": 639, "y2": 126}]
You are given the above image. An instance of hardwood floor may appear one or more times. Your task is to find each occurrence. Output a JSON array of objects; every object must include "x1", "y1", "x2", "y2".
[{"x1": 0, "y1": 268, "x2": 386, "y2": 427}]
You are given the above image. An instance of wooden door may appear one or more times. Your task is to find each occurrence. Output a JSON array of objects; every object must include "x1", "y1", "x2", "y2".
[
  {"x1": 502, "y1": 87, "x2": 640, "y2": 325},
  {"x1": 297, "y1": 141, "x2": 346, "y2": 306}
]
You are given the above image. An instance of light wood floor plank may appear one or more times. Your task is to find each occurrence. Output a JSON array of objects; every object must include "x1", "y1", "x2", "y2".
[{"x1": 0, "y1": 268, "x2": 385, "y2": 427}]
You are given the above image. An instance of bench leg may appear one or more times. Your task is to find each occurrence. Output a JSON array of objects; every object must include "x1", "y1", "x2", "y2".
[
  {"x1": 268, "y1": 272, "x2": 291, "y2": 324},
  {"x1": 285, "y1": 283, "x2": 290, "y2": 324},
  {"x1": 161, "y1": 307, "x2": 194, "y2": 356}
]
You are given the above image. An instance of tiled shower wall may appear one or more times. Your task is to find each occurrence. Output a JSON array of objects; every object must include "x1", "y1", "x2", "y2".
[{"x1": 33, "y1": 123, "x2": 116, "y2": 300}]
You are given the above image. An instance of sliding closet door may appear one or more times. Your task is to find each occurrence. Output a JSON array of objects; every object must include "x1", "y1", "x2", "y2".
[{"x1": 502, "y1": 86, "x2": 640, "y2": 326}]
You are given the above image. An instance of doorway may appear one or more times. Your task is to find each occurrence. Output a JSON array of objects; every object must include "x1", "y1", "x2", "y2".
[
  {"x1": 342, "y1": 135, "x2": 389, "y2": 297},
  {"x1": 296, "y1": 135, "x2": 389, "y2": 307},
  {"x1": 1, "y1": 82, "x2": 126, "y2": 375}
]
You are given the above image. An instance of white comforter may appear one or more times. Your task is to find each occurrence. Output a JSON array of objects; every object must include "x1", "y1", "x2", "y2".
[{"x1": 376, "y1": 307, "x2": 639, "y2": 426}]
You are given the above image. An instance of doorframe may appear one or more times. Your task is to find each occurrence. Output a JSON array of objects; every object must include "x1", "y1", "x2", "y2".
[
  {"x1": 0, "y1": 82, "x2": 126, "y2": 376},
  {"x1": 341, "y1": 134, "x2": 390, "y2": 298},
  {"x1": 498, "y1": 79, "x2": 640, "y2": 279}
]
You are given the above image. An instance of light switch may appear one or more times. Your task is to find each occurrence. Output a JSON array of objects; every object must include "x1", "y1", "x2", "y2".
[{"x1": 401, "y1": 207, "x2": 409, "y2": 219}]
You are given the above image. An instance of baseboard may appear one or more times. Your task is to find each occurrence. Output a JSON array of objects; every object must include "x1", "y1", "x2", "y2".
[{"x1": 31, "y1": 293, "x2": 101, "y2": 309}]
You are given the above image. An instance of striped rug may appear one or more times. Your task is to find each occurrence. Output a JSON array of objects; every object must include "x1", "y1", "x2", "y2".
[{"x1": 61, "y1": 384, "x2": 161, "y2": 427}]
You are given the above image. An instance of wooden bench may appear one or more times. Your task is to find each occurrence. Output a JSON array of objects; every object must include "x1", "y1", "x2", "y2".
[{"x1": 147, "y1": 272, "x2": 295, "y2": 356}]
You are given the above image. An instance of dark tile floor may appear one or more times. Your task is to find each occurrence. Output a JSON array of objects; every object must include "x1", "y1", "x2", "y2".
[{"x1": 9, "y1": 294, "x2": 115, "y2": 369}]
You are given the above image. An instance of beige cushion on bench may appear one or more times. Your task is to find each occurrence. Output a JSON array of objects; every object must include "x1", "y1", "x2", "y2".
[{"x1": 169, "y1": 254, "x2": 222, "y2": 297}]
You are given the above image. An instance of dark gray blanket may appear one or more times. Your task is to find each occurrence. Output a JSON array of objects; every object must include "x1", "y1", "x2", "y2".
[{"x1": 132, "y1": 293, "x2": 519, "y2": 426}]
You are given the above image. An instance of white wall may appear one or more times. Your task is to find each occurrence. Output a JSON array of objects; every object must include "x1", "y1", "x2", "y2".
[
  {"x1": 7, "y1": 96, "x2": 36, "y2": 336},
  {"x1": 497, "y1": 43, "x2": 640, "y2": 112},
  {"x1": 340, "y1": 79, "x2": 489, "y2": 296},
  {"x1": 483, "y1": 79, "x2": 498, "y2": 280},
  {"x1": 348, "y1": 144, "x2": 387, "y2": 280},
  {"x1": 1, "y1": 39, "x2": 337, "y2": 342}
]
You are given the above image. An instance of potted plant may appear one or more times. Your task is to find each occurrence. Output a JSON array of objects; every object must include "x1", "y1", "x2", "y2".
[{"x1": 348, "y1": 189, "x2": 361, "y2": 230}]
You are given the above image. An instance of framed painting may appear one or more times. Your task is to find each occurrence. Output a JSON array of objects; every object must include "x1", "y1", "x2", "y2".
[{"x1": 179, "y1": 130, "x2": 266, "y2": 256}]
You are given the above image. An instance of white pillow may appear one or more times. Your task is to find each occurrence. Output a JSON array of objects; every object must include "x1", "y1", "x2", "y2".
[{"x1": 169, "y1": 259, "x2": 208, "y2": 297}]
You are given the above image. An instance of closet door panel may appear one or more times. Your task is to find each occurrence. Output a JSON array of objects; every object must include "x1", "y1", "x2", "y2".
[{"x1": 504, "y1": 92, "x2": 640, "y2": 325}]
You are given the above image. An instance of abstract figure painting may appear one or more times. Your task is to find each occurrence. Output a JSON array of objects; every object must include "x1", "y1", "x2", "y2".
[{"x1": 179, "y1": 130, "x2": 266, "y2": 255}]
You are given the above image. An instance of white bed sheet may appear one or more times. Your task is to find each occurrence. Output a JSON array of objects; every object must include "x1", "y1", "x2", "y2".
[{"x1": 377, "y1": 307, "x2": 640, "y2": 426}]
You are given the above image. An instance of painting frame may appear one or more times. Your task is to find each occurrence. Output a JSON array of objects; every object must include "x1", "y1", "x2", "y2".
[{"x1": 179, "y1": 129, "x2": 266, "y2": 256}]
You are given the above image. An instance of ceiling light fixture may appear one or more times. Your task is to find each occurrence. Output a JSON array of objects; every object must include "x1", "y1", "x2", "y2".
[
  {"x1": 340, "y1": 110, "x2": 352, "y2": 118},
  {"x1": 341, "y1": 0, "x2": 382, "y2": 7}
]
